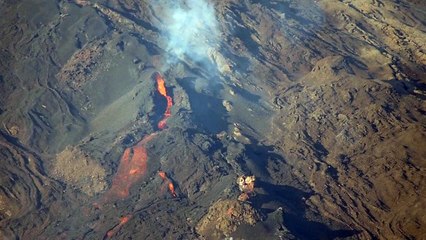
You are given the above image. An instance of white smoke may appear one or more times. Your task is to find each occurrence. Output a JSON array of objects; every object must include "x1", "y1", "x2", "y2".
[{"x1": 155, "y1": 0, "x2": 221, "y2": 67}]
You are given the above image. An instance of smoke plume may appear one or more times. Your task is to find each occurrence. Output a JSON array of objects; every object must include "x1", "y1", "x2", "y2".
[{"x1": 156, "y1": 0, "x2": 220, "y2": 66}]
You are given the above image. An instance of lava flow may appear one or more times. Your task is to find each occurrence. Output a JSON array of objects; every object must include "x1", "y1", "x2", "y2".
[
  {"x1": 104, "y1": 134, "x2": 156, "y2": 200},
  {"x1": 158, "y1": 171, "x2": 177, "y2": 197},
  {"x1": 101, "y1": 73, "x2": 173, "y2": 201},
  {"x1": 155, "y1": 72, "x2": 173, "y2": 129},
  {"x1": 98, "y1": 72, "x2": 174, "y2": 237},
  {"x1": 105, "y1": 215, "x2": 131, "y2": 239}
]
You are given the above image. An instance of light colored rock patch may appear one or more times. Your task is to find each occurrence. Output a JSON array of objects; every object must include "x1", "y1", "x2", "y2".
[{"x1": 52, "y1": 146, "x2": 106, "y2": 196}]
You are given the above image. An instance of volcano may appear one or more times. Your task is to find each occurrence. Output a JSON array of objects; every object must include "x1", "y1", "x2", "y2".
[{"x1": 1, "y1": 0, "x2": 426, "y2": 239}]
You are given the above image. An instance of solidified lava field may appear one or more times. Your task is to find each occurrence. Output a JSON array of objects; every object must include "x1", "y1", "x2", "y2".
[{"x1": 1, "y1": 0, "x2": 426, "y2": 239}]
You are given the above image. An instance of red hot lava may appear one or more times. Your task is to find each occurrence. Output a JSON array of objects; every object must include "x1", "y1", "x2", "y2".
[
  {"x1": 158, "y1": 171, "x2": 177, "y2": 198},
  {"x1": 105, "y1": 134, "x2": 155, "y2": 200},
  {"x1": 168, "y1": 182, "x2": 177, "y2": 198},
  {"x1": 155, "y1": 72, "x2": 173, "y2": 129},
  {"x1": 102, "y1": 73, "x2": 174, "y2": 201},
  {"x1": 105, "y1": 215, "x2": 132, "y2": 239},
  {"x1": 99, "y1": 72, "x2": 174, "y2": 237}
]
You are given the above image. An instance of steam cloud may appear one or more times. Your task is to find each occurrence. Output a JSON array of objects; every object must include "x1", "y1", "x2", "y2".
[{"x1": 157, "y1": 0, "x2": 220, "y2": 65}]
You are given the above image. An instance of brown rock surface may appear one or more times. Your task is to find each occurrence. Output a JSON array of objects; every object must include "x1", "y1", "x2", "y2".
[
  {"x1": 196, "y1": 199, "x2": 261, "y2": 238},
  {"x1": 52, "y1": 146, "x2": 107, "y2": 196}
]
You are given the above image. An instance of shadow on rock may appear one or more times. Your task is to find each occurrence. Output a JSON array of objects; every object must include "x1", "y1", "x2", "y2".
[{"x1": 252, "y1": 181, "x2": 360, "y2": 240}]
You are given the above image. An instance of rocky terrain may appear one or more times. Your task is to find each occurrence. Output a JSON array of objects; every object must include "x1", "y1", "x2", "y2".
[{"x1": 0, "y1": 0, "x2": 425, "y2": 239}]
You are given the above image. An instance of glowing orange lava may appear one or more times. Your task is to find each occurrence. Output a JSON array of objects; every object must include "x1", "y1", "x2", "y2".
[
  {"x1": 158, "y1": 171, "x2": 177, "y2": 198},
  {"x1": 104, "y1": 134, "x2": 156, "y2": 200},
  {"x1": 102, "y1": 73, "x2": 173, "y2": 201},
  {"x1": 168, "y1": 182, "x2": 177, "y2": 197},
  {"x1": 155, "y1": 73, "x2": 173, "y2": 129},
  {"x1": 158, "y1": 171, "x2": 167, "y2": 180},
  {"x1": 99, "y1": 72, "x2": 175, "y2": 237},
  {"x1": 105, "y1": 215, "x2": 132, "y2": 239}
]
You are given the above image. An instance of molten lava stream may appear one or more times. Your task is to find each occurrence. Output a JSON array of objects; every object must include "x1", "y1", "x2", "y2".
[
  {"x1": 103, "y1": 134, "x2": 154, "y2": 201},
  {"x1": 155, "y1": 73, "x2": 173, "y2": 129},
  {"x1": 168, "y1": 182, "x2": 177, "y2": 198},
  {"x1": 105, "y1": 215, "x2": 131, "y2": 239},
  {"x1": 101, "y1": 73, "x2": 173, "y2": 202},
  {"x1": 98, "y1": 72, "x2": 175, "y2": 237},
  {"x1": 158, "y1": 171, "x2": 177, "y2": 197}
]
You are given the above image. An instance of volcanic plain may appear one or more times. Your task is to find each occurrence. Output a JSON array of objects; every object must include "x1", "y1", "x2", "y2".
[{"x1": 1, "y1": 0, "x2": 425, "y2": 239}]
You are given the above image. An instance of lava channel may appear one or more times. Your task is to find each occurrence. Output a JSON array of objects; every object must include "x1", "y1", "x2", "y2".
[
  {"x1": 98, "y1": 72, "x2": 174, "y2": 237},
  {"x1": 105, "y1": 215, "x2": 131, "y2": 239},
  {"x1": 155, "y1": 72, "x2": 173, "y2": 130},
  {"x1": 158, "y1": 171, "x2": 177, "y2": 197},
  {"x1": 101, "y1": 72, "x2": 173, "y2": 201},
  {"x1": 104, "y1": 133, "x2": 157, "y2": 201}
]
